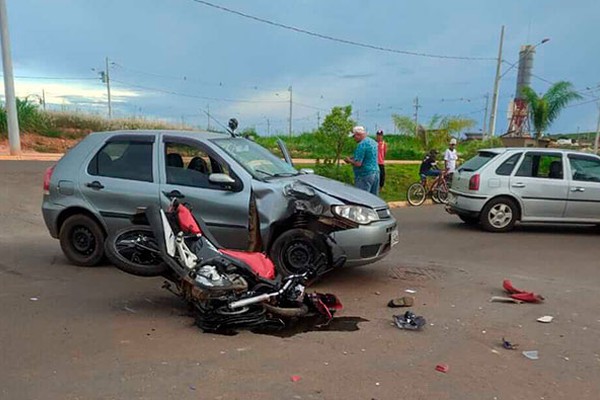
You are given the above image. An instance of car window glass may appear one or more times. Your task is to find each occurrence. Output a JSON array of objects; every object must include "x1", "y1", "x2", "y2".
[
  {"x1": 164, "y1": 142, "x2": 231, "y2": 189},
  {"x1": 569, "y1": 156, "x2": 600, "y2": 182},
  {"x1": 516, "y1": 153, "x2": 563, "y2": 179},
  {"x1": 495, "y1": 153, "x2": 522, "y2": 176},
  {"x1": 88, "y1": 141, "x2": 153, "y2": 182},
  {"x1": 459, "y1": 151, "x2": 498, "y2": 172}
]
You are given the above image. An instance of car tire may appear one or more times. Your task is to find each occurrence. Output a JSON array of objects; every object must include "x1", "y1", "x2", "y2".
[
  {"x1": 480, "y1": 197, "x2": 518, "y2": 233},
  {"x1": 269, "y1": 228, "x2": 327, "y2": 277},
  {"x1": 59, "y1": 214, "x2": 105, "y2": 266},
  {"x1": 458, "y1": 215, "x2": 479, "y2": 225},
  {"x1": 105, "y1": 226, "x2": 168, "y2": 277}
]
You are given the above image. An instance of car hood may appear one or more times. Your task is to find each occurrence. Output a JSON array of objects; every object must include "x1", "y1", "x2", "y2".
[{"x1": 291, "y1": 173, "x2": 388, "y2": 208}]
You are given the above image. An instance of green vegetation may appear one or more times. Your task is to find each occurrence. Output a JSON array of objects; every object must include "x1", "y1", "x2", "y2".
[
  {"x1": 521, "y1": 81, "x2": 583, "y2": 139},
  {"x1": 392, "y1": 114, "x2": 475, "y2": 149},
  {"x1": 0, "y1": 98, "x2": 185, "y2": 139}
]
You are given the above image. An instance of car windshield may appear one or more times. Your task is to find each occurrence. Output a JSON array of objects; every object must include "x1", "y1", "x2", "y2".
[
  {"x1": 459, "y1": 151, "x2": 498, "y2": 172},
  {"x1": 212, "y1": 138, "x2": 298, "y2": 179}
]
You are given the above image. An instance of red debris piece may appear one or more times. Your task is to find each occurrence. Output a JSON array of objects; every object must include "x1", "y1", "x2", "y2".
[
  {"x1": 503, "y1": 280, "x2": 544, "y2": 303},
  {"x1": 290, "y1": 375, "x2": 302, "y2": 382},
  {"x1": 435, "y1": 364, "x2": 449, "y2": 373}
]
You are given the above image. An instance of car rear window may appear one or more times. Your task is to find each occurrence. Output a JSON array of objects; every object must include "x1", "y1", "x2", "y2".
[{"x1": 459, "y1": 151, "x2": 498, "y2": 172}]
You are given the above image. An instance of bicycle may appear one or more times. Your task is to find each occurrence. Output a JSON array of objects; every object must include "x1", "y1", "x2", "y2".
[{"x1": 406, "y1": 171, "x2": 450, "y2": 206}]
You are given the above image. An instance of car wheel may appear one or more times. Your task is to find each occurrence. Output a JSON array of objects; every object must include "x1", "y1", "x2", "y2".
[
  {"x1": 458, "y1": 214, "x2": 479, "y2": 225},
  {"x1": 269, "y1": 229, "x2": 327, "y2": 277},
  {"x1": 59, "y1": 214, "x2": 105, "y2": 266},
  {"x1": 480, "y1": 198, "x2": 518, "y2": 233}
]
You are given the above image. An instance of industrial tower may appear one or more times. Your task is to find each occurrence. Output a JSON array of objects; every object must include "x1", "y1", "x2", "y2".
[{"x1": 506, "y1": 45, "x2": 535, "y2": 137}]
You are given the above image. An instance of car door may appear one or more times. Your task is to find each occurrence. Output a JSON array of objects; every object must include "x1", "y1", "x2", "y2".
[
  {"x1": 79, "y1": 134, "x2": 160, "y2": 234},
  {"x1": 564, "y1": 154, "x2": 600, "y2": 221},
  {"x1": 510, "y1": 152, "x2": 568, "y2": 220},
  {"x1": 159, "y1": 135, "x2": 251, "y2": 250}
]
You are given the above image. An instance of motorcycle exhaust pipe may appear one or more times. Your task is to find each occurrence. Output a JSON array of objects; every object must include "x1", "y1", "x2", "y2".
[{"x1": 228, "y1": 293, "x2": 273, "y2": 309}]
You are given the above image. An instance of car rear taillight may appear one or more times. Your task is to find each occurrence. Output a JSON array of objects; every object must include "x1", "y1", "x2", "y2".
[
  {"x1": 469, "y1": 174, "x2": 480, "y2": 191},
  {"x1": 43, "y1": 165, "x2": 56, "y2": 195}
]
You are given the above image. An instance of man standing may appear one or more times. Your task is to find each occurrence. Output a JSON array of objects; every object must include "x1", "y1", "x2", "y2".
[
  {"x1": 444, "y1": 138, "x2": 459, "y2": 174},
  {"x1": 376, "y1": 129, "x2": 387, "y2": 190},
  {"x1": 344, "y1": 126, "x2": 380, "y2": 195}
]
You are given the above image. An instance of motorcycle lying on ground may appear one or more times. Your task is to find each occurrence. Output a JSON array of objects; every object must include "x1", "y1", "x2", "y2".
[{"x1": 104, "y1": 198, "x2": 342, "y2": 333}]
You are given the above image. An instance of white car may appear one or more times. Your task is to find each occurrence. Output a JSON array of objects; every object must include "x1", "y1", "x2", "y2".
[{"x1": 447, "y1": 148, "x2": 600, "y2": 232}]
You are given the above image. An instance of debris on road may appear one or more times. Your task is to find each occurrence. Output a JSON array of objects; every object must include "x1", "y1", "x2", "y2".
[
  {"x1": 387, "y1": 296, "x2": 414, "y2": 308},
  {"x1": 537, "y1": 315, "x2": 554, "y2": 323},
  {"x1": 404, "y1": 289, "x2": 417, "y2": 294},
  {"x1": 502, "y1": 337, "x2": 519, "y2": 350},
  {"x1": 490, "y1": 296, "x2": 523, "y2": 304},
  {"x1": 123, "y1": 306, "x2": 137, "y2": 313},
  {"x1": 522, "y1": 350, "x2": 539, "y2": 360},
  {"x1": 435, "y1": 364, "x2": 449, "y2": 373},
  {"x1": 393, "y1": 311, "x2": 426, "y2": 330},
  {"x1": 29, "y1": 297, "x2": 39, "y2": 301},
  {"x1": 503, "y1": 280, "x2": 545, "y2": 303},
  {"x1": 290, "y1": 375, "x2": 302, "y2": 382}
]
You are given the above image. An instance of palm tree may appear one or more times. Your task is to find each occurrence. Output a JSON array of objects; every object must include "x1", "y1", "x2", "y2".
[
  {"x1": 392, "y1": 114, "x2": 475, "y2": 148},
  {"x1": 521, "y1": 81, "x2": 582, "y2": 139}
]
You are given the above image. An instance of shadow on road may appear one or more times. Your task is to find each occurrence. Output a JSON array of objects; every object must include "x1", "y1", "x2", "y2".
[{"x1": 443, "y1": 221, "x2": 600, "y2": 236}]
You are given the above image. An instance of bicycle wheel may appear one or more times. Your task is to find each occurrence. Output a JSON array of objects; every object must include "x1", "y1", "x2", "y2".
[
  {"x1": 406, "y1": 183, "x2": 427, "y2": 206},
  {"x1": 435, "y1": 185, "x2": 449, "y2": 204}
]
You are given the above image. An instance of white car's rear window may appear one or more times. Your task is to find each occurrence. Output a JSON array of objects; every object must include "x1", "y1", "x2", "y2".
[{"x1": 459, "y1": 151, "x2": 498, "y2": 172}]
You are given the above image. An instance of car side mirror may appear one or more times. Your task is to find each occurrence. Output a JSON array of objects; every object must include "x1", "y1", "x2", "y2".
[
  {"x1": 209, "y1": 173, "x2": 236, "y2": 185},
  {"x1": 299, "y1": 168, "x2": 314, "y2": 174}
]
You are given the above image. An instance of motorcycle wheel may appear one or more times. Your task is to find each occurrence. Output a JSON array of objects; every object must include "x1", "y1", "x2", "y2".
[
  {"x1": 105, "y1": 226, "x2": 168, "y2": 277},
  {"x1": 264, "y1": 303, "x2": 309, "y2": 318}
]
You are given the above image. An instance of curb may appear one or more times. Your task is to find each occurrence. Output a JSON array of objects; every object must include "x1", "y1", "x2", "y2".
[
  {"x1": 0, "y1": 153, "x2": 63, "y2": 161},
  {"x1": 388, "y1": 199, "x2": 434, "y2": 208}
]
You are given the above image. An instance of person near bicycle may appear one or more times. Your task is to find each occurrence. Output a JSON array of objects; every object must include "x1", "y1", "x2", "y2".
[{"x1": 419, "y1": 149, "x2": 441, "y2": 185}]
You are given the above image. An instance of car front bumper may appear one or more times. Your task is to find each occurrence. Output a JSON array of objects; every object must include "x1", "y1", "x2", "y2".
[{"x1": 330, "y1": 217, "x2": 398, "y2": 267}]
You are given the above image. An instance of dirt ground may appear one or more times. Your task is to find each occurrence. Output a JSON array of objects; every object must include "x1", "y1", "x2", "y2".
[{"x1": 1, "y1": 160, "x2": 599, "y2": 400}]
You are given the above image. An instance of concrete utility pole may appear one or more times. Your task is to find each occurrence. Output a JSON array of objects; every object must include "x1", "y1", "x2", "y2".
[
  {"x1": 482, "y1": 92, "x2": 490, "y2": 138},
  {"x1": 288, "y1": 86, "x2": 293, "y2": 137},
  {"x1": 594, "y1": 102, "x2": 600, "y2": 154},
  {"x1": 105, "y1": 57, "x2": 112, "y2": 118},
  {"x1": 266, "y1": 118, "x2": 270, "y2": 136},
  {"x1": 489, "y1": 25, "x2": 505, "y2": 138},
  {"x1": 42, "y1": 89, "x2": 46, "y2": 111},
  {"x1": 413, "y1": 96, "x2": 421, "y2": 139},
  {"x1": 206, "y1": 104, "x2": 210, "y2": 131},
  {"x1": 0, "y1": 0, "x2": 20, "y2": 155},
  {"x1": 317, "y1": 111, "x2": 320, "y2": 129}
]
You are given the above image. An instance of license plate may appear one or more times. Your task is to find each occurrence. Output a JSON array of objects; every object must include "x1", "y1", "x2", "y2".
[{"x1": 391, "y1": 229, "x2": 399, "y2": 247}]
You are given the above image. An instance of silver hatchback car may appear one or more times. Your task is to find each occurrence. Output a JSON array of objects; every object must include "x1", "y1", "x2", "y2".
[
  {"x1": 42, "y1": 130, "x2": 398, "y2": 273},
  {"x1": 447, "y1": 147, "x2": 600, "y2": 232}
]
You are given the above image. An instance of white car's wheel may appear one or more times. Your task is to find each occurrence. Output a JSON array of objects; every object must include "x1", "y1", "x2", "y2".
[{"x1": 480, "y1": 198, "x2": 518, "y2": 232}]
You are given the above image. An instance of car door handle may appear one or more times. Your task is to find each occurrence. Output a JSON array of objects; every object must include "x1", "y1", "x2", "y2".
[
  {"x1": 511, "y1": 183, "x2": 526, "y2": 188},
  {"x1": 163, "y1": 190, "x2": 185, "y2": 199},
  {"x1": 571, "y1": 187, "x2": 585, "y2": 192},
  {"x1": 86, "y1": 181, "x2": 104, "y2": 190}
]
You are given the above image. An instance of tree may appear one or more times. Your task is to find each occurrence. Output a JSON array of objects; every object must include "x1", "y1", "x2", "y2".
[
  {"x1": 521, "y1": 81, "x2": 582, "y2": 139},
  {"x1": 316, "y1": 105, "x2": 355, "y2": 165},
  {"x1": 391, "y1": 114, "x2": 475, "y2": 149}
]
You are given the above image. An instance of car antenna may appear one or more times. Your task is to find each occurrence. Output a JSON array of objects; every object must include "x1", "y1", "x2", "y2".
[{"x1": 201, "y1": 110, "x2": 238, "y2": 137}]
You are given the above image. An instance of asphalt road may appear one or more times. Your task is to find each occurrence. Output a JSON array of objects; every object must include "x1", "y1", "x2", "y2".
[{"x1": 1, "y1": 161, "x2": 600, "y2": 400}]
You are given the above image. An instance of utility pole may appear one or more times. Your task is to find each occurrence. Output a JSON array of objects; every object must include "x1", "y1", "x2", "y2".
[
  {"x1": 266, "y1": 118, "x2": 270, "y2": 136},
  {"x1": 207, "y1": 104, "x2": 210, "y2": 131},
  {"x1": 288, "y1": 85, "x2": 293, "y2": 137},
  {"x1": 414, "y1": 96, "x2": 422, "y2": 142},
  {"x1": 317, "y1": 111, "x2": 320, "y2": 129},
  {"x1": 0, "y1": 0, "x2": 20, "y2": 155},
  {"x1": 42, "y1": 89, "x2": 46, "y2": 111},
  {"x1": 489, "y1": 25, "x2": 505, "y2": 138},
  {"x1": 594, "y1": 102, "x2": 600, "y2": 154},
  {"x1": 97, "y1": 57, "x2": 112, "y2": 118},
  {"x1": 482, "y1": 92, "x2": 490, "y2": 138}
]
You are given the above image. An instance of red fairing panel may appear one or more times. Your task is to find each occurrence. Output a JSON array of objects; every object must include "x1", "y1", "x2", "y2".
[
  {"x1": 177, "y1": 205, "x2": 202, "y2": 235},
  {"x1": 220, "y1": 249, "x2": 276, "y2": 280}
]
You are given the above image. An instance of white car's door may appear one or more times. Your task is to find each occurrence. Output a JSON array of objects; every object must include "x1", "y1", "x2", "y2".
[
  {"x1": 564, "y1": 154, "x2": 600, "y2": 222},
  {"x1": 510, "y1": 152, "x2": 568, "y2": 220}
]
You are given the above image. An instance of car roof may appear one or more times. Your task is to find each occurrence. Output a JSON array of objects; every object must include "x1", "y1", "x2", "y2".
[
  {"x1": 88, "y1": 129, "x2": 234, "y2": 141},
  {"x1": 478, "y1": 147, "x2": 599, "y2": 157}
]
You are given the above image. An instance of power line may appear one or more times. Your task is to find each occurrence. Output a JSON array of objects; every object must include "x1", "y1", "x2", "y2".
[
  {"x1": 189, "y1": 0, "x2": 496, "y2": 61},
  {"x1": 0, "y1": 74, "x2": 96, "y2": 80},
  {"x1": 111, "y1": 78, "x2": 288, "y2": 104}
]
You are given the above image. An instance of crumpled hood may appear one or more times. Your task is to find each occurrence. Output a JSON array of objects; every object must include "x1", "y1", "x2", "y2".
[{"x1": 291, "y1": 173, "x2": 388, "y2": 208}]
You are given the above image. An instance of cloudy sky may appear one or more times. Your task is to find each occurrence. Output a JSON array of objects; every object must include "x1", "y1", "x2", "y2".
[{"x1": 3, "y1": 0, "x2": 600, "y2": 135}]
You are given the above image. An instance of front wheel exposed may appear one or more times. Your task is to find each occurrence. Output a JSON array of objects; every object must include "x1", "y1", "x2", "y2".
[
  {"x1": 269, "y1": 229, "x2": 327, "y2": 277},
  {"x1": 105, "y1": 226, "x2": 168, "y2": 276},
  {"x1": 480, "y1": 198, "x2": 518, "y2": 233}
]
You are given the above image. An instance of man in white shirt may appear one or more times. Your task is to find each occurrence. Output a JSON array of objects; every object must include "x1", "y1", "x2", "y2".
[{"x1": 444, "y1": 138, "x2": 459, "y2": 173}]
